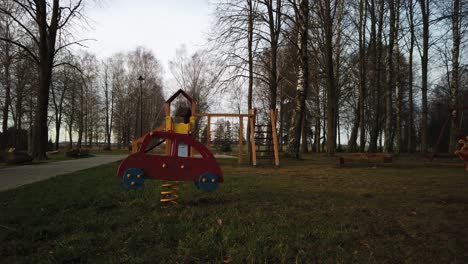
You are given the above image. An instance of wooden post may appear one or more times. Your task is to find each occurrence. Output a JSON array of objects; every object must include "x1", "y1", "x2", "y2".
[
  {"x1": 249, "y1": 109, "x2": 257, "y2": 166},
  {"x1": 165, "y1": 103, "x2": 171, "y2": 155},
  {"x1": 207, "y1": 116, "x2": 211, "y2": 149},
  {"x1": 190, "y1": 102, "x2": 196, "y2": 157},
  {"x1": 270, "y1": 109, "x2": 280, "y2": 166},
  {"x1": 191, "y1": 101, "x2": 196, "y2": 116},
  {"x1": 239, "y1": 117, "x2": 243, "y2": 164},
  {"x1": 165, "y1": 102, "x2": 170, "y2": 116}
]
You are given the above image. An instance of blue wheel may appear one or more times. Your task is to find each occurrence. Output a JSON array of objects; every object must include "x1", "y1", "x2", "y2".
[
  {"x1": 122, "y1": 168, "x2": 144, "y2": 189},
  {"x1": 197, "y1": 172, "x2": 219, "y2": 192}
]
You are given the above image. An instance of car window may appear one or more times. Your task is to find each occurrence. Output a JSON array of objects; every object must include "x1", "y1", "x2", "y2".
[
  {"x1": 176, "y1": 140, "x2": 204, "y2": 158},
  {"x1": 177, "y1": 142, "x2": 189, "y2": 157},
  {"x1": 144, "y1": 136, "x2": 167, "y2": 155}
]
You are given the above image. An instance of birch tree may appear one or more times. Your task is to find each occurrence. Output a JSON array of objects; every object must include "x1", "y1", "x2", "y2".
[{"x1": 288, "y1": 0, "x2": 309, "y2": 159}]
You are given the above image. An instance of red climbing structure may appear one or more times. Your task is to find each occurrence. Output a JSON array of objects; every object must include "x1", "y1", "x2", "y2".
[
  {"x1": 455, "y1": 136, "x2": 468, "y2": 173},
  {"x1": 117, "y1": 89, "x2": 223, "y2": 194}
]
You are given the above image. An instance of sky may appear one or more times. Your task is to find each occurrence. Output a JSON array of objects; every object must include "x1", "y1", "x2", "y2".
[{"x1": 83, "y1": 0, "x2": 213, "y2": 82}]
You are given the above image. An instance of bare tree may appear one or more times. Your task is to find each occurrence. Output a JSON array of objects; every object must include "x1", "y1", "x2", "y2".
[
  {"x1": 63, "y1": 68, "x2": 79, "y2": 149},
  {"x1": 317, "y1": 0, "x2": 337, "y2": 155},
  {"x1": 102, "y1": 59, "x2": 115, "y2": 150},
  {"x1": 51, "y1": 63, "x2": 71, "y2": 150},
  {"x1": 0, "y1": 4, "x2": 14, "y2": 149},
  {"x1": 259, "y1": 0, "x2": 283, "y2": 112},
  {"x1": 170, "y1": 47, "x2": 223, "y2": 136},
  {"x1": 449, "y1": 0, "x2": 461, "y2": 152},
  {"x1": 0, "y1": 0, "x2": 85, "y2": 159}
]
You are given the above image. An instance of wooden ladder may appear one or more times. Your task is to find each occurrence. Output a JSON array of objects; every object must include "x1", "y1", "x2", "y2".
[{"x1": 249, "y1": 109, "x2": 279, "y2": 166}]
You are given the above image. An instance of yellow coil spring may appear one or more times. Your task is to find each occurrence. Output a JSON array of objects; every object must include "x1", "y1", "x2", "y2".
[{"x1": 160, "y1": 182, "x2": 178, "y2": 204}]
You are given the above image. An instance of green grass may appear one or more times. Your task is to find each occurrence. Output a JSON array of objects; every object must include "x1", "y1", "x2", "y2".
[
  {"x1": 91, "y1": 148, "x2": 131, "y2": 155},
  {"x1": 1, "y1": 154, "x2": 468, "y2": 263},
  {"x1": 0, "y1": 153, "x2": 76, "y2": 169},
  {"x1": 45, "y1": 153, "x2": 83, "y2": 162}
]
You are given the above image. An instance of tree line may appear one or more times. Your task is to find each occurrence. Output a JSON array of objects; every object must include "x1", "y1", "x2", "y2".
[
  {"x1": 0, "y1": 0, "x2": 467, "y2": 161},
  {"x1": 210, "y1": 0, "x2": 467, "y2": 158},
  {"x1": 0, "y1": 0, "x2": 219, "y2": 159}
]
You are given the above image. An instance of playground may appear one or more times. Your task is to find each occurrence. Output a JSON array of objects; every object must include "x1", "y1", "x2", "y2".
[
  {"x1": 1, "y1": 154, "x2": 467, "y2": 263},
  {"x1": 1, "y1": 90, "x2": 468, "y2": 263}
]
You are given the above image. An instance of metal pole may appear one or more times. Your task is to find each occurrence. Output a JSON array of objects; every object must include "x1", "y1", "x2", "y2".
[{"x1": 137, "y1": 76, "x2": 145, "y2": 137}]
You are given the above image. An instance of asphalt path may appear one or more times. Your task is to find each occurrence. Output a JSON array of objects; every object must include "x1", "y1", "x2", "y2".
[{"x1": 0, "y1": 155, "x2": 127, "y2": 192}]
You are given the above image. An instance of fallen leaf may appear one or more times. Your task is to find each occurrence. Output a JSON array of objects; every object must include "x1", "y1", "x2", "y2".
[
  {"x1": 223, "y1": 255, "x2": 233, "y2": 263},
  {"x1": 360, "y1": 240, "x2": 370, "y2": 249}
]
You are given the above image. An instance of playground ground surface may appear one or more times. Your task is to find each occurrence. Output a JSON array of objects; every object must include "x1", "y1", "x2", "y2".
[{"x1": 1, "y1": 154, "x2": 467, "y2": 263}]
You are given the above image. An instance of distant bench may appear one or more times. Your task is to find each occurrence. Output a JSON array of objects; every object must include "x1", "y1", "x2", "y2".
[{"x1": 337, "y1": 153, "x2": 393, "y2": 167}]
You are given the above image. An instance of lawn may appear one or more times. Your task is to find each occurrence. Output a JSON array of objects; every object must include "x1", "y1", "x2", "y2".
[{"x1": 1, "y1": 154, "x2": 467, "y2": 263}]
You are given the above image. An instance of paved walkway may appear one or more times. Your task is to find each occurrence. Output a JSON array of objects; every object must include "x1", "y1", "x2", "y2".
[{"x1": 0, "y1": 155, "x2": 127, "y2": 192}]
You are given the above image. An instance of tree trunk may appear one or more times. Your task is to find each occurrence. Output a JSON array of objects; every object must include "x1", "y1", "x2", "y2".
[
  {"x1": 347, "y1": 107, "x2": 359, "y2": 152},
  {"x1": 77, "y1": 83, "x2": 84, "y2": 148},
  {"x1": 369, "y1": 0, "x2": 384, "y2": 152},
  {"x1": 394, "y1": 0, "x2": 402, "y2": 154},
  {"x1": 337, "y1": 114, "x2": 341, "y2": 150},
  {"x1": 0, "y1": 21, "x2": 12, "y2": 149},
  {"x1": 266, "y1": 0, "x2": 281, "y2": 113},
  {"x1": 407, "y1": 0, "x2": 415, "y2": 153},
  {"x1": 68, "y1": 76, "x2": 76, "y2": 149},
  {"x1": 110, "y1": 87, "x2": 114, "y2": 149},
  {"x1": 247, "y1": 0, "x2": 254, "y2": 163},
  {"x1": 28, "y1": 89, "x2": 33, "y2": 153},
  {"x1": 449, "y1": 0, "x2": 460, "y2": 153},
  {"x1": 419, "y1": 0, "x2": 429, "y2": 153},
  {"x1": 384, "y1": 0, "x2": 395, "y2": 153},
  {"x1": 2, "y1": 36, "x2": 12, "y2": 150},
  {"x1": 324, "y1": 0, "x2": 336, "y2": 156},
  {"x1": 52, "y1": 77, "x2": 66, "y2": 151},
  {"x1": 31, "y1": 0, "x2": 60, "y2": 160},
  {"x1": 334, "y1": 1, "x2": 344, "y2": 152},
  {"x1": 301, "y1": 113, "x2": 309, "y2": 153},
  {"x1": 104, "y1": 67, "x2": 111, "y2": 150},
  {"x1": 358, "y1": 0, "x2": 367, "y2": 152},
  {"x1": 322, "y1": 91, "x2": 327, "y2": 153},
  {"x1": 288, "y1": 0, "x2": 308, "y2": 159},
  {"x1": 279, "y1": 90, "x2": 284, "y2": 151},
  {"x1": 314, "y1": 81, "x2": 321, "y2": 152},
  {"x1": 52, "y1": 82, "x2": 59, "y2": 150},
  {"x1": 14, "y1": 71, "x2": 24, "y2": 148}
]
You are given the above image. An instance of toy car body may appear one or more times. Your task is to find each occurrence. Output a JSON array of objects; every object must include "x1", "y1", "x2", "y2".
[{"x1": 117, "y1": 131, "x2": 223, "y2": 189}]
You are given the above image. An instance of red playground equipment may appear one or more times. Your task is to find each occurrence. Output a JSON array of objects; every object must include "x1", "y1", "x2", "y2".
[
  {"x1": 455, "y1": 136, "x2": 468, "y2": 172},
  {"x1": 117, "y1": 89, "x2": 223, "y2": 194}
]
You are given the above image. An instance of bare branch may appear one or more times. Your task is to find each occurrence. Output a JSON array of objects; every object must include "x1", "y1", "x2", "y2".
[{"x1": 0, "y1": 36, "x2": 39, "y2": 63}]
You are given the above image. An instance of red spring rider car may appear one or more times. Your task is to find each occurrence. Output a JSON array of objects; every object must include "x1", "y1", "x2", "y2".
[
  {"x1": 455, "y1": 136, "x2": 468, "y2": 173},
  {"x1": 117, "y1": 131, "x2": 223, "y2": 192}
]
